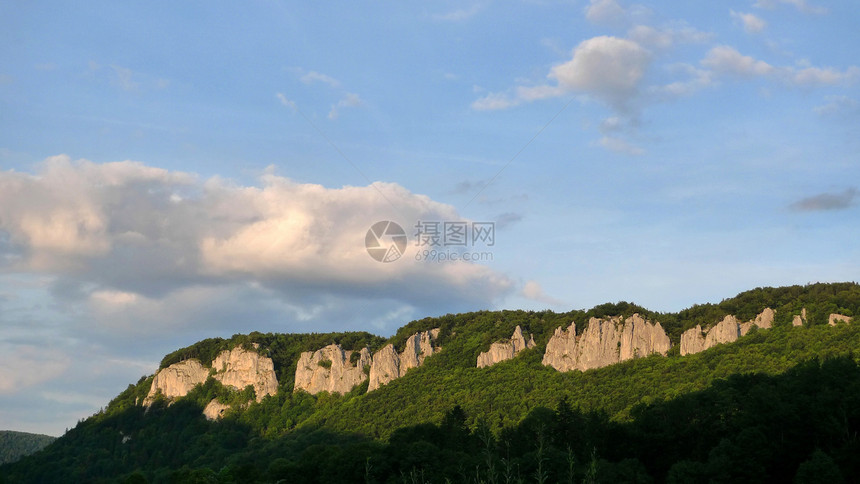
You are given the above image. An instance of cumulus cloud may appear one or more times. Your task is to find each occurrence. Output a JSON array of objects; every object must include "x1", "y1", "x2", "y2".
[
  {"x1": 0, "y1": 156, "x2": 514, "y2": 315},
  {"x1": 551, "y1": 36, "x2": 652, "y2": 112},
  {"x1": 627, "y1": 24, "x2": 712, "y2": 51},
  {"x1": 701, "y1": 46, "x2": 858, "y2": 87},
  {"x1": 521, "y1": 280, "x2": 564, "y2": 306},
  {"x1": 474, "y1": 36, "x2": 652, "y2": 114},
  {"x1": 730, "y1": 10, "x2": 767, "y2": 33},
  {"x1": 791, "y1": 66, "x2": 860, "y2": 87},
  {"x1": 790, "y1": 188, "x2": 858, "y2": 212},
  {"x1": 584, "y1": 0, "x2": 627, "y2": 26},
  {"x1": 702, "y1": 46, "x2": 774, "y2": 78}
]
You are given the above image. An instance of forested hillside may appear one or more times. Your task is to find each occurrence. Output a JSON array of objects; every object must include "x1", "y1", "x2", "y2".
[
  {"x1": 0, "y1": 431, "x2": 55, "y2": 466},
  {"x1": 2, "y1": 282, "x2": 858, "y2": 483}
]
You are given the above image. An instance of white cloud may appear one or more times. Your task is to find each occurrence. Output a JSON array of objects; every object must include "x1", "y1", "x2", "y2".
[
  {"x1": 753, "y1": 0, "x2": 828, "y2": 15},
  {"x1": 471, "y1": 92, "x2": 521, "y2": 111},
  {"x1": 472, "y1": 35, "x2": 655, "y2": 113},
  {"x1": 328, "y1": 92, "x2": 364, "y2": 119},
  {"x1": 730, "y1": 10, "x2": 767, "y2": 33},
  {"x1": 702, "y1": 45, "x2": 774, "y2": 78},
  {"x1": 300, "y1": 70, "x2": 341, "y2": 88},
  {"x1": 584, "y1": 0, "x2": 627, "y2": 26},
  {"x1": 627, "y1": 24, "x2": 712, "y2": 51},
  {"x1": 276, "y1": 92, "x2": 297, "y2": 110},
  {"x1": 472, "y1": 36, "x2": 652, "y2": 154},
  {"x1": 650, "y1": 64, "x2": 714, "y2": 99},
  {"x1": 627, "y1": 25, "x2": 673, "y2": 50},
  {"x1": 701, "y1": 46, "x2": 859, "y2": 87},
  {"x1": 550, "y1": 36, "x2": 652, "y2": 111},
  {"x1": 433, "y1": 4, "x2": 483, "y2": 21},
  {"x1": 521, "y1": 280, "x2": 564, "y2": 306},
  {"x1": 791, "y1": 66, "x2": 860, "y2": 87},
  {"x1": 0, "y1": 156, "x2": 513, "y2": 315}
]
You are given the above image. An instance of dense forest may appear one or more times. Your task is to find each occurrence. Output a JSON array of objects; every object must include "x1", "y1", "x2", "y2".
[
  {"x1": 0, "y1": 432, "x2": 55, "y2": 466},
  {"x1": 1, "y1": 282, "x2": 859, "y2": 483}
]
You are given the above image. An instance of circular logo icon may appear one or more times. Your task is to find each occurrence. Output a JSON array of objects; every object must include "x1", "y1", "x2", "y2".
[{"x1": 365, "y1": 221, "x2": 407, "y2": 263}]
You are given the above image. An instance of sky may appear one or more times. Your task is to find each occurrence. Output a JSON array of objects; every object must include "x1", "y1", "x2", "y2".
[{"x1": 1, "y1": 0, "x2": 858, "y2": 436}]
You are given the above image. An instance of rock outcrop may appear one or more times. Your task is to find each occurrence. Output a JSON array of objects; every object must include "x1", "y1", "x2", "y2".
[
  {"x1": 294, "y1": 344, "x2": 372, "y2": 395},
  {"x1": 477, "y1": 326, "x2": 536, "y2": 368},
  {"x1": 620, "y1": 314, "x2": 672, "y2": 361},
  {"x1": 143, "y1": 346, "x2": 279, "y2": 407},
  {"x1": 829, "y1": 313, "x2": 852, "y2": 326},
  {"x1": 368, "y1": 329, "x2": 441, "y2": 391},
  {"x1": 212, "y1": 346, "x2": 278, "y2": 402},
  {"x1": 680, "y1": 309, "x2": 775, "y2": 356},
  {"x1": 143, "y1": 359, "x2": 209, "y2": 405},
  {"x1": 542, "y1": 314, "x2": 670, "y2": 373},
  {"x1": 793, "y1": 308, "x2": 807, "y2": 327},
  {"x1": 740, "y1": 308, "x2": 774, "y2": 336},
  {"x1": 203, "y1": 399, "x2": 230, "y2": 420}
]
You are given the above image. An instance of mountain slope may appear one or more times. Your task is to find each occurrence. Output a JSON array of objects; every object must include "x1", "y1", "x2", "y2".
[
  {"x1": 0, "y1": 431, "x2": 55, "y2": 466},
  {"x1": 2, "y1": 282, "x2": 858, "y2": 483}
]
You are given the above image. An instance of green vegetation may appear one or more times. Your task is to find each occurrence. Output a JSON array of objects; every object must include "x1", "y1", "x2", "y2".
[
  {"x1": 2, "y1": 283, "x2": 859, "y2": 483},
  {"x1": 0, "y1": 431, "x2": 55, "y2": 465}
]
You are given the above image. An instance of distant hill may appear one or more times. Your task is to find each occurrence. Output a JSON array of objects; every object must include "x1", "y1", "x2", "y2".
[
  {"x1": 1, "y1": 282, "x2": 859, "y2": 483},
  {"x1": 0, "y1": 431, "x2": 55, "y2": 465}
]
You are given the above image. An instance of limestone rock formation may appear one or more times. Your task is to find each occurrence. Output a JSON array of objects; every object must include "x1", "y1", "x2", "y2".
[
  {"x1": 542, "y1": 314, "x2": 670, "y2": 373},
  {"x1": 477, "y1": 325, "x2": 536, "y2": 368},
  {"x1": 143, "y1": 359, "x2": 209, "y2": 405},
  {"x1": 680, "y1": 309, "x2": 774, "y2": 356},
  {"x1": 574, "y1": 318, "x2": 623, "y2": 371},
  {"x1": 212, "y1": 346, "x2": 279, "y2": 402},
  {"x1": 203, "y1": 399, "x2": 230, "y2": 420},
  {"x1": 620, "y1": 314, "x2": 672, "y2": 361},
  {"x1": 542, "y1": 322, "x2": 578, "y2": 372},
  {"x1": 143, "y1": 346, "x2": 279, "y2": 408},
  {"x1": 368, "y1": 328, "x2": 441, "y2": 391},
  {"x1": 294, "y1": 344, "x2": 372, "y2": 395},
  {"x1": 829, "y1": 313, "x2": 852, "y2": 326},
  {"x1": 793, "y1": 308, "x2": 807, "y2": 327},
  {"x1": 740, "y1": 308, "x2": 774, "y2": 336}
]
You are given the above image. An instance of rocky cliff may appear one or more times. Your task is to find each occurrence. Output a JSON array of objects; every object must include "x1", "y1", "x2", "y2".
[
  {"x1": 293, "y1": 328, "x2": 443, "y2": 394},
  {"x1": 211, "y1": 346, "x2": 278, "y2": 402},
  {"x1": 476, "y1": 325, "x2": 536, "y2": 368},
  {"x1": 829, "y1": 313, "x2": 852, "y2": 326},
  {"x1": 368, "y1": 329, "x2": 441, "y2": 391},
  {"x1": 542, "y1": 314, "x2": 670, "y2": 372},
  {"x1": 680, "y1": 309, "x2": 774, "y2": 356},
  {"x1": 793, "y1": 308, "x2": 807, "y2": 327},
  {"x1": 294, "y1": 344, "x2": 372, "y2": 395},
  {"x1": 143, "y1": 359, "x2": 209, "y2": 405},
  {"x1": 143, "y1": 346, "x2": 278, "y2": 407}
]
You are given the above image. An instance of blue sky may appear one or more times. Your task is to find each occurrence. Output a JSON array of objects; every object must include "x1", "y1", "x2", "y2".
[{"x1": 1, "y1": 0, "x2": 858, "y2": 435}]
